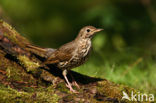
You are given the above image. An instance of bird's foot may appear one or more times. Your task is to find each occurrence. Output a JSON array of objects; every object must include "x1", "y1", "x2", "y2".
[
  {"x1": 65, "y1": 84, "x2": 79, "y2": 93},
  {"x1": 72, "y1": 81, "x2": 80, "y2": 89}
]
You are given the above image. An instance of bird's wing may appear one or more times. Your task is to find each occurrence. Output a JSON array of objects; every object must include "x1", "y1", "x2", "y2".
[{"x1": 44, "y1": 41, "x2": 76, "y2": 64}]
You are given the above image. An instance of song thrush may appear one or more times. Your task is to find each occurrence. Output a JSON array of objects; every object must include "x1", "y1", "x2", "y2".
[{"x1": 27, "y1": 26, "x2": 103, "y2": 93}]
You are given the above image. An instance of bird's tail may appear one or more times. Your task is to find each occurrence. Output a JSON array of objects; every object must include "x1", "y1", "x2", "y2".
[
  {"x1": 26, "y1": 44, "x2": 47, "y2": 52},
  {"x1": 26, "y1": 44, "x2": 56, "y2": 58}
]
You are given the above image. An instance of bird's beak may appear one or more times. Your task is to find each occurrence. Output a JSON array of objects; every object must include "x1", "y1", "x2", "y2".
[{"x1": 93, "y1": 28, "x2": 104, "y2": 33}]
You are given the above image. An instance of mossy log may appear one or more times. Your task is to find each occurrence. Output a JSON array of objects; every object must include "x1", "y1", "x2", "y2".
[{"x1": 0, "y1": 20, "x2": 143, "y2": 103}]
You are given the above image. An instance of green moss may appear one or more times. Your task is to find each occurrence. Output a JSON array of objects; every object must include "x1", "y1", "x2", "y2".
[
  {"x1": 63, "y1": 94, "x2": 76, "y2": 102},
  {"x1": 97, "y1": 80, "x2": 122, "y2": 99},
  {"x1": 18, "y1": 55, "x2": 40, "y2": 73},
  {"x1": 2, "y1": 21, "x2": 13, "y2": 30},
  {"x1": 3, "y1": 30, "x2": 18, "y2": 45},
  {"x1": 6, "y1": 66, "x2": 22, "y2": 81},
  {"x1": 97, "y1": 81, "x2": 147, "y2": 103},
  {"x1": 2, "y1": 21, "x2": 21, "y2": 45},
  {"x1": 0, "y1": 20, "x2": 30, "y2": 48},
  {"x1": 6, "y1": 67, "x2": 11, "y2": 78},
  {"x1": 0, "y1": 85, "x2": 31, "y2": 103},
  {"x1": 56, "y1": 82, "x2": 70, "y2": 93},
  {"x1": 0, "y1": 84, "x2": 59, "y2": 103}
]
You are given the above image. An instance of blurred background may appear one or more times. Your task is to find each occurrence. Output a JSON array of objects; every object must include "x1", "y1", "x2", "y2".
[{"x1": 0, "y1": 0, "x2": 156, "y2": 94}]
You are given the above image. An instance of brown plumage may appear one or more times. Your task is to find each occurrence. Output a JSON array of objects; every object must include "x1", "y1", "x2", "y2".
[{"x1": 27, "y1": 26, "x2": 103, "y2": 93}]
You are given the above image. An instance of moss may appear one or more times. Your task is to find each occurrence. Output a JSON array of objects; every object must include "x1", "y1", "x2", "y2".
[
  {"x1": 3, "y1": 29, "x2": 18, "y2": 45},
  {"x1": 6, "y1": 66, "x2": 22, "y2": 81},
  {"x1": 0, "y1": 84, "x2": 59, "y2": 103},
  {"x1": 56, "y1": 82, "x2": 70, "y2": 93},
  {"x1": 34, "y1": 86, "x2": 59, "y2": 103},
  {"x1": 62, "y1": 94, "x2": 77, "y2": 102},
  {"x1": 0, "y1": 85, "x2": 31, "y2": 103},
  {"x1": 18, "y1": 55, "x2": 40, "y2": 73},
  {"x1": 6, "y1": 67, "x2": 11, "y2": 78},
  {"x1": 96, "y1": 80, "x2": 148, "y2": 103},
  {"x1": 97, "y1": 80, "x2": 122, "y2": 100},
  {"x1": 0, "y1": 20, "x2": 30, "y2": 48},
  {"x1": 2, "y1": 21, "x2": 13, "y2": 30}
]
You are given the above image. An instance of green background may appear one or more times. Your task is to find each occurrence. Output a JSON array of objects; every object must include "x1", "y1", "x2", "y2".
[{"x1": 0, "y1": 0, "x2": 156, "y2": 94}]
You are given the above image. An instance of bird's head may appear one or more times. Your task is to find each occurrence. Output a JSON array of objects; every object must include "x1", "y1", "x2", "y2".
[{"x1": 76, "y1": 26, "x2": 103, "y2": 40}]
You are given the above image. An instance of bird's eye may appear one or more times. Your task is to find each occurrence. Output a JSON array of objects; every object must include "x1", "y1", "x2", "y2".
[{"x1": 86, "y1": 29, "x2": 90, "y2": 32}]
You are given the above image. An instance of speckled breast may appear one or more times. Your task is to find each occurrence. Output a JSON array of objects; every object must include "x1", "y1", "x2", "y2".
[
  {"x1": 58, "y1": 51, "x2": 90, "y2": 70},
  {"x1": 58, "y1": 39, "x2": 92, "y2": 70}
]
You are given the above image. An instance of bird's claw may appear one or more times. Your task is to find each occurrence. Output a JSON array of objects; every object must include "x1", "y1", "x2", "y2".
[
  {"x1": 72, "y1": 81, "x2": 80, "y2": 89},
  {"x1": 65, "y1": 84, "x2": 79, "y2": 93}
]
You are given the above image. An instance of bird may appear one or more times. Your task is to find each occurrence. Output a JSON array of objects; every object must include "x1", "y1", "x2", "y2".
[{"x1": 27, "y1": 26, "x2": 103, "y2": 93}]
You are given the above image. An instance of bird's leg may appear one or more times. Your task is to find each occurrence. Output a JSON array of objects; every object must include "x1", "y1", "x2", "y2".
[
  {"x1": 69, "y1": 71, "x2": 80, "y2": 89},
  {"x1": 62, "y1": 69, "x2": 78, "y2": 93}
]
